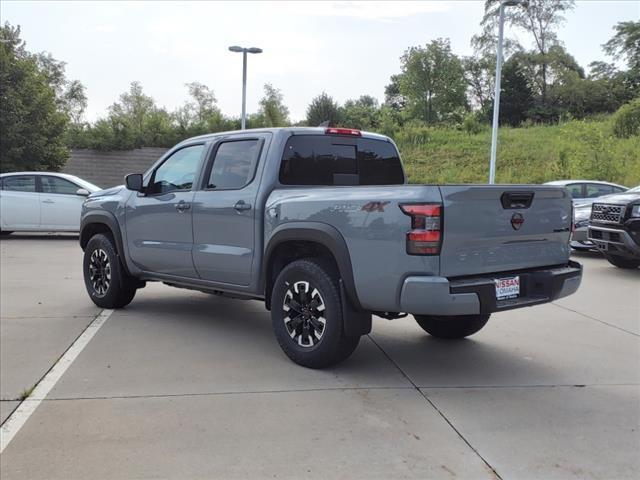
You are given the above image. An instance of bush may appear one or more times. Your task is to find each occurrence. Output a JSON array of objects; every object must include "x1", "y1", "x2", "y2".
[
  {"x1": 462, "y1": 114, "x2": 483, "y2": 135},
  {"x1": 612, "y1": 98, "x2": 640, "y2": 138}
]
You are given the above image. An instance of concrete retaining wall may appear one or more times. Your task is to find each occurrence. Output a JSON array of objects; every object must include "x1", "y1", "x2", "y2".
[{"x1": 63, "y1": 148, "x2": 168, "y2": 188}]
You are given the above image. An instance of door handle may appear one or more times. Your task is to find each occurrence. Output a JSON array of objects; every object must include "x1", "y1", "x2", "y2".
[
  {"x1": 42, "y1": 199, "x2": 54, "y2": 204},
  {"x1": 234, "y1": 200, "x2": 252, "y2": 212},
  {"x1": 175, "y1": 201, "x2": 191, "y2": 212}
]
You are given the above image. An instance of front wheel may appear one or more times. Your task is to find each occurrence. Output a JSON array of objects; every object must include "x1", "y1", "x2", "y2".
[
  {"x1": 604, "y1": 254, "x2": 640, "y2": 269},
  {"x1": 271, "y1": 259, "x2": 360, "y2": 368},
  {"x1": 83, "y1": 233, "x2": 138, "y2": 308},
  {"x1": 414, "y1": 314, "x2": 490, "y2": 339}
]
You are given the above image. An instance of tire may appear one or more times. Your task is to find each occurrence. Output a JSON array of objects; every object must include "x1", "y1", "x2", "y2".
[
  {"x1": 414, "y1": 314, "x2": 490, "y2": 339},
  {"x1": 0, "y1": 230, "x2": 13, "y2": 236},
  {"x1": 83, "y1": 233, "x2": 138, "y2": 308},
  {"x1": 604, "y1": 254, "x2": 640, "y2": 269},
  {"x1": 271, "y1": 259, "x2": 360, "y2": 368}
]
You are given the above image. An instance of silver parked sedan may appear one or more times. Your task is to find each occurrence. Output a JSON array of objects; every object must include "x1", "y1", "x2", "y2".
[{"x1": 545, "y1": 180, "x2": 627, "y2": 207}]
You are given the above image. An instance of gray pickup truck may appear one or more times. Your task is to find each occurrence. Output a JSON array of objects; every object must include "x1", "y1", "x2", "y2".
[{"x1": 80, "y1": 127, "x2": 582, "y2": 367}]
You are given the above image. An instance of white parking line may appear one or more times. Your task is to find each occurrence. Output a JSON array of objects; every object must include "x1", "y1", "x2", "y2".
[{"x1": 0, "y1": 309, "x2": 113, "y2": 454}]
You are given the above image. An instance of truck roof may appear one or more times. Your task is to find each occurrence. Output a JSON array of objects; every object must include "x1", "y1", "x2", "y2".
[{"x1": 182, "y1": 127, "x2": 392, "y2": 145}]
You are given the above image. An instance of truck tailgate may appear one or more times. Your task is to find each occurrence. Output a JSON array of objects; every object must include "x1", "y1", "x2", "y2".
[{"x1": 438, "y1": 185, "x2": 572, "y2": 277}]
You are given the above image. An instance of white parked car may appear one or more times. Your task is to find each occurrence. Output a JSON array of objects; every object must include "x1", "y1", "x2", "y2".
[
  {"x1": 544, "y1": 180, "x2": 627, "y2": 206},
  {"x1": 0, "y1": 172, "x2": 101, "y2": 234}
]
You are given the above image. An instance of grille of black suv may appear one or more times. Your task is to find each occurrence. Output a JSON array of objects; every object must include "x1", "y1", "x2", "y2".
[{"x1": 591, "y1": 204, "x2": 624, "y2": 223}]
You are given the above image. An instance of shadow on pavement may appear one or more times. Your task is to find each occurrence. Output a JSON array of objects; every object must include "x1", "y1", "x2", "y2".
[{"x1": 118, "y1": 287, "x2": 556, "y2": 386}]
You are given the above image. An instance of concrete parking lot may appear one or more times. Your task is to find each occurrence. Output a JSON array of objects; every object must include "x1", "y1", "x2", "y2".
[{"x1": 0, "y1": 235, "x2": 638, "y2": 479}]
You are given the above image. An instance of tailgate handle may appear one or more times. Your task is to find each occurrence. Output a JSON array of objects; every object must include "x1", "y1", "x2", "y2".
[{"x1": 501, "y1": 191, "x2": 534, "y2": 209}]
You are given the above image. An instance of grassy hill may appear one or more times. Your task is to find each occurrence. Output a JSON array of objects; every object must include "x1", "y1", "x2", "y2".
[{"x1": 394, "y1": 116, "x2": 640, "y2": 186}]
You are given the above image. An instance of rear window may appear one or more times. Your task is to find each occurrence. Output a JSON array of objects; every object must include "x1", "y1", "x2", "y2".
[{"x1": 279, "y1": 135, "x2": 404, "y2": 186}]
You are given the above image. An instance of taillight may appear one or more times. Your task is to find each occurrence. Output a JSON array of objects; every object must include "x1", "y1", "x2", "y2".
[
  {"x1": 325, "y1": 127, "x2": 361, "y2": 136},
  {"x1": 400, "y1": 204, "x2": 442, "y2": 255}
]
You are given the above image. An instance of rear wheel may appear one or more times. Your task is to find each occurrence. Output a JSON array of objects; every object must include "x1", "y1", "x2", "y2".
[
  {"x1": 271, "y1": 259, "x2": 360, "y2": 368},
  {"x1": 604, "y1": 254, "x2": 640, "y2": 269},
  {"x1": 414, "y1": 314, "x2": 490, "y2": 339},
  {"x1": 83, "y1": 233, "x2": 138, "y2": 308}
]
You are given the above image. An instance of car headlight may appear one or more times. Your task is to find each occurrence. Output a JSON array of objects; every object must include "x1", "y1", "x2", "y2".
[
  {"x1": 574, "y1": 206, "x2": 591, "y2": 222},
  {"x1": 631, "y1": 204, "x2": 640, "y2": 217}
]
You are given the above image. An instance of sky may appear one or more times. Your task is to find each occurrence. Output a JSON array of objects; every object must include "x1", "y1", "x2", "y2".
[{"x1": 2, "y1": 0, "x2": 639, "y2": 122}]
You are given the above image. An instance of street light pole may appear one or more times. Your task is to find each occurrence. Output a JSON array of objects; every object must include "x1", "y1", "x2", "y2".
[
  {"x1": 489, "y1": 0, "x2": 526, "y2": 184},
  {"x1": 488, "y1": 1, "x2": 506, "y2": 184},
  {"x1": 241, "y1": 51, "x2": 247, "y2": 130},
  {"x1": 229, "y1": 45, "x2": 263, "y2": 130}
]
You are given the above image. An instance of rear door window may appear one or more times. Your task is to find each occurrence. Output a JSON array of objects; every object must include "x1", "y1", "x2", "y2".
[
  {"x1": 279, "y1": 135, "x2": 404, "y2": 186},
  {"x1": 586, "y1": 184, "x2": 613, "y2": 198},
  {"x1": 565, "y1": 183, "x2": 583, "y2": 199},
  {"x1": 207, "y1": 140, "x2": 261, "y2": 190},
  {"x1": 2, "y1": 175, "x2": 36, "y2": 192}
]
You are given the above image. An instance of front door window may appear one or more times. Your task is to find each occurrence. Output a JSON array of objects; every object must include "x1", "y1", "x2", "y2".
[{"x1": 149, "y1": 145, "x2": 204, "y2": 195}]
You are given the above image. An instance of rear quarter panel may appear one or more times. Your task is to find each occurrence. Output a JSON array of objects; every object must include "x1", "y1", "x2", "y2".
[{"x1": 265, "y1": 185, "x2": 442, "y2": 312}]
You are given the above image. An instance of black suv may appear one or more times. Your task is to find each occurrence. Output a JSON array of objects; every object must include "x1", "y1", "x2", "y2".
[{"x1": 588, "y1": 186, "x2": 640, "y2": 269}]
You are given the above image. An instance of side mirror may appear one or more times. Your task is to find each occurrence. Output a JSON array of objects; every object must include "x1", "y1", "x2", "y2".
[
  {"x1": 76, "y1": 188, "x2": 90, "y2": 197},
  {"x1": 125, "y1": 173, "x2": 144, "y2": 192}
]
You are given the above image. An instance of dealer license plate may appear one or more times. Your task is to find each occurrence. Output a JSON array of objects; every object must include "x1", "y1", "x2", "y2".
[{"x1": 495, "y1": 276, "x2": 520, "y2": 301}]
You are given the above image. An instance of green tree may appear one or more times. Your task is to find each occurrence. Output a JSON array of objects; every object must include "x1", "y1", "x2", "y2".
[
  {"x1": 603, "y1": 21, "x2": 640, "y2": 100},
  {"x1": 0, "y1": 23, "x2": 69, "y2": 172},
  {"x1": 254, "y1": 83, "x2": 290, "y2": 127},
  {"x1": 173, "y1": 82, "x2": 224, "y2": 136},
  {"x1": 499, "y1": 58, "x2": 534, "y2": 126},
  {"x1": 109, "y1": 81, "x2": 155, "y2": 147},
  {"x1": 62, "y1": 80, "x2": 88, "y2": 124},
  {"x1": 612, "y1": 98, "x2": 640, "y2": 139},
  {"x1": 397, "y1": 38, "x2": 468, "y2": 124},
  {"x1": 462, "y1": 53, "x2": 494, "y2": 120},
  {"x1": 384, "y1": 74, "x2": 406, "y2": 112},
  {"x1": 604, "y1": 21, "x2": 640, "y2": 72},
  {"x1": 513, "y1": 45, "x2": 585, "y2": 121},
  {"x1": 186, "y1": 82, "x2": 218, "y2": 123},
  {"x1": 306, "y1": 92, "x2": 341, "y2": 126},
  {"x1": 479, "y1": 0, "x2": 575, "y2": 106},
  {"x1": 340, "y1": 95, "x2": 380, "y2": 130},
  {"x1": 33, "y1": 51, "x2": 87, "y2": 125}
]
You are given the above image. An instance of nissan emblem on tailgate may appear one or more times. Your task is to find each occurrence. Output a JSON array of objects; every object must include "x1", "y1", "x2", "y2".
[{"x1": 511, "y1": 212, "x2": 525, "y2": 230}]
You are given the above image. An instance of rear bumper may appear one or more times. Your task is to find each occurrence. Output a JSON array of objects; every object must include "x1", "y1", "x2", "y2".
[{"x1": 399, "y1": 261, "x2": 582, "y2": 316}]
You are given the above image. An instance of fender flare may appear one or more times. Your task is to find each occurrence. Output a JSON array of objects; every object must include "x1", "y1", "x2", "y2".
[
  {"x1": 262, "y1": 222, "x2": 362, "y2": 311},
  {"x1": 79, "y1": 210, "x2": 130, "y2": 275}
]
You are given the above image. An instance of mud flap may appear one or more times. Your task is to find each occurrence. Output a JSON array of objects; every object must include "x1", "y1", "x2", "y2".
[{"x1": 340, "y1": 279, "x2": 371, "y2": 337}]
